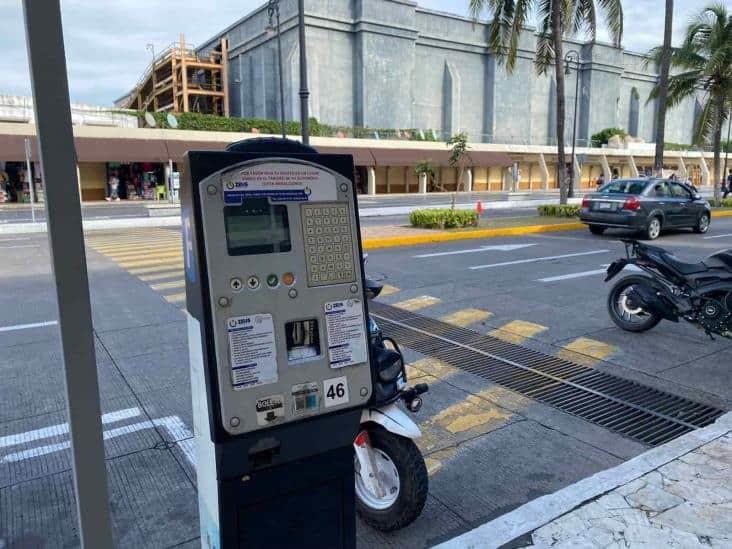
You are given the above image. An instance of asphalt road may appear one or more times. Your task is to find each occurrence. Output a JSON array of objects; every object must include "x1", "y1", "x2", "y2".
[{"x1": 0, "y1": 219, "x2": 730, "y2": 548}]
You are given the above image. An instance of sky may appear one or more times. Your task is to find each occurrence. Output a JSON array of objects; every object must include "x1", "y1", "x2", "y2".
[{"x1": 0, "y1": 0, "x2": 703, "y2": 107}]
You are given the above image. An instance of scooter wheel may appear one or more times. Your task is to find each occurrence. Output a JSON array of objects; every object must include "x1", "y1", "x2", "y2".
[{"x1": 355, "y1": 426, "x2": 428, "y2": 531}]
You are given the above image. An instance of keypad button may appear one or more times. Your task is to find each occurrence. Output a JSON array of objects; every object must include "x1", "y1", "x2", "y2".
[
  {"x1": 306, "y1": 227, "x2": 314, "y2": 235},
  {"x1": 315, "y1": 227, "x2": 323, "y2": 234}
]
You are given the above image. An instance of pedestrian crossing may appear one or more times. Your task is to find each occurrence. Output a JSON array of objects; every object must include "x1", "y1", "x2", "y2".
[{"x1": 86, "y1": 229, "x2": 619, "y2": 478}]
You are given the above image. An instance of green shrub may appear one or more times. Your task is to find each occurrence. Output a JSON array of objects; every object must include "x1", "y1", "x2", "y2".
[
  {"x1": 409, "y1": 209, "x2": 478, "y2": 229},
  {"x1": 537, "y1": 204, "x2": 581, "y2": 217},
  {"x1": 709, "y1": 198, "x2": 732, "y2": 208},
  {"x1": 591, "y1": 127, "x2": 627, "y2": 146}
]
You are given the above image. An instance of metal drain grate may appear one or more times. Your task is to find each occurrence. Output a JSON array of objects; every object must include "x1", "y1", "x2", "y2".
[{"x1": 370, "y1": 302, "x2": 725, "y2": 446}]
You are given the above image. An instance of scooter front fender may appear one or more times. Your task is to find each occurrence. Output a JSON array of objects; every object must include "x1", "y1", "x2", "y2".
[{"x1": 361, "y1": 402, "x2": 421, "y2": 439}]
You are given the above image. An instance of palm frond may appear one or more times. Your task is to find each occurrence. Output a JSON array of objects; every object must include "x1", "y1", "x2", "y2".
[
  {"x1": 693, "y1": 96, "x2": 716, "y2": 145},
  {"x1": 596, "y1": 0, "x2": 623, "y2": 46}
]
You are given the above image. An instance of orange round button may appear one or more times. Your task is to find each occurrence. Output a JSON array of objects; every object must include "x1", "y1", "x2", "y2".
[{"x1": 282, "y1": 272, "x2": 295, "y2": 286}]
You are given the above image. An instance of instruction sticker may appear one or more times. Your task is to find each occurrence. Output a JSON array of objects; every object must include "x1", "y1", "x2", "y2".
[
  {"x1": 291, "y1": 382, "x2": 319, "y2": 415},
  {"x1": 324, "y1": 299, "x2": 368, "y2": 368},
  {"x1": 255, "y1": 395, "x2": 285, "y2": 426},
  {"x1": 227, "y1": 314, "x2": 278, "y2": 389},
  {"x1": 223, "y1": 163, "x2": 337, "y2": 205}
]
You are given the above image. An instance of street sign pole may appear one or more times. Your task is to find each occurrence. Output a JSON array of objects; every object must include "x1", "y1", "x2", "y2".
[
  {"x1": 24, "y1": 137, "x2": 36, "y2": 222},
  {"x1": 21, "y1": 1, "x2": 114, "y2": 547}
]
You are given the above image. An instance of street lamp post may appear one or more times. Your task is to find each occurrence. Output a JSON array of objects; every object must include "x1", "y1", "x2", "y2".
[
  {"x1": 267, "y1": 0, "x2": 286, "y2": 139},
  {"x1": 298, "y1": 0, "x2": 310, "y2": 145},
  {"x1": 564, "y1": 50, "x2": 581, "y2": 199}
]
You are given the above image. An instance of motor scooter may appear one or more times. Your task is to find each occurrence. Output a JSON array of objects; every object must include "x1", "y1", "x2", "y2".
[{"x1": 353, "y1": 276, "x2": 429, "y2": 531}]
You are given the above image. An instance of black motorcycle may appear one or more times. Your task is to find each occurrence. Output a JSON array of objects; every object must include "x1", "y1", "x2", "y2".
[{"x1": 605, "y1": 240, "x2": 732, "y2": 339}]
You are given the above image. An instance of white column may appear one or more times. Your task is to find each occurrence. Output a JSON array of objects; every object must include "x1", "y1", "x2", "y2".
[
  {"x1": 464, "y1": 167, "x2": 473, "y2": 192},
  {"x1": 601, "y1": 154, "x2": 612, "y2": 181},
  {"x1": 573, "y1": 156, "x2": 582, "y2": 190},
  {"x1": 386, "y1": 166, "x2": 391, "y2": 194},
  {"x1": 538, "y1": 153, "x2": 549, "y2": 190},
  {"x1": 628, "y1": 155, "x2": 639, "y2": 178},
  {"x1": 418, "y1": 173, "x2": 427, "y2": 194},
  {"x1": 699, "y1": 155, "x2": 710, "y2": 186},
  {"x1": 677, "y1": 156, "x2": 687, "y2": 180},
  {"x1": 367, "y1": 167, "x2": 376, "y2": 195}
]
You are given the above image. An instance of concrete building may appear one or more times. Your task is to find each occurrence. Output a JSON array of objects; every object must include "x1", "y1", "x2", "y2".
[{"x1": 197, "y1": 0, "x2": 698, "y2": 147}]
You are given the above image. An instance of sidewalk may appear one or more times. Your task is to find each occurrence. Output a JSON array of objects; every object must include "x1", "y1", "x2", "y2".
[{"x1": 437, "y1": 412, "x2": 732, "y2": 548}]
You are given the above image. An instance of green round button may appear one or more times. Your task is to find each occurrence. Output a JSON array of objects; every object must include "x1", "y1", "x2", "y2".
[{"x1": 266, "y1": 274, "x2": 279, "y2": 288}]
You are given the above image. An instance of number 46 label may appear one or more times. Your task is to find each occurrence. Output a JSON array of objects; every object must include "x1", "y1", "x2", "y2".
[{"x1": 323, "y1": 376, "x2": 349, "y2": 408}]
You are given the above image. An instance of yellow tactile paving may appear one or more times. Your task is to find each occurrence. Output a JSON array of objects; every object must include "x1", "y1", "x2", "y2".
[
  {"x1": 379, "y1": 284, "x2": 400, "y2": 296},
  {"x1": 138, "y1": 270, "x2": 185, "y2": 282},
  {"x1": 489, "y1": 320, "x2": 547, "y2": 344},
  {"x1": 93, "y1": 244, "x2": 182, "y2": 258},
  {"x1": 164, "y1": 293, "x2": 186, "y2": 304},
  {"x1": 117, "y1": 255, "x2": 185, "y2": 269},
  {"x1": 150, "y1": 279, "x2": 185, "y2": 291},
  {"x1": 440, "y1": 308, "x2": 493, "y2": 328},
  {"x1": 391, "y1": 295, "x2": 441, "y2": 311},
  {"x1": 90, "y1": 239, "x2": 180, "y2": 250},
  {"x1": 557, "y1": 337, "x2": 616, "y2": 367}
]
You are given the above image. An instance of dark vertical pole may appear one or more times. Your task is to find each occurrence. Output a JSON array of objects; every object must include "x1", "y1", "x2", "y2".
[
  {"x1": 275, "y1": 5, "x2": 286, "y2": 139},
  {"x1": 298, "y1": 0, "x2": 310, "y2": 145},
  {"x1": 21, "y1": 1, "x2": 114, "y2": 547},
  {"x1": 723, "y1": 112, "x2": 731, "y2": 190},
  {"x1": 570, "y1": 56, "x2": 580, "y2": 198}
]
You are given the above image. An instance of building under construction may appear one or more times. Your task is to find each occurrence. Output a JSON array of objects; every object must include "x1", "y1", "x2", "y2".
[{"x1": 118, "y1": 35, "x2": 229, "y2": 116}]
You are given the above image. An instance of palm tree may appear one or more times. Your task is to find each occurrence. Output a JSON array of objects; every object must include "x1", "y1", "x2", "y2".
[
  {"x1": 469, "y1": 0, "x2": 623, "y2": 204},
  {"x1": 653, "y1": 0, "x2": 674, "y2": 176},
  {"x1": 649, "y1": 3, "x2": 732, "y2": 202}
]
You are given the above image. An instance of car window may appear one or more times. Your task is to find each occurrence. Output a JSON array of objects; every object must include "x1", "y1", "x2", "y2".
[
  {"x1": 650, "y1": 182, "x2": 670, "y2": 198},
  {"x1": 598, "y1": 180, "x2": 648, "y2": 195},
  {"x1": 669, "y1": 182, "x2": 692, "y2": 199}
]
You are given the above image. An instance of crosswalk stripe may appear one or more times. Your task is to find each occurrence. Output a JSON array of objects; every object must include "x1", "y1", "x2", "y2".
[
  {"x1": 128, "y1": 262, "x2": 184, "y2": 275},
  {"x1": 117, "y1": 255, "x2": 184, "y2": 268},
  {"x1": 108, "y1": 251, "x2": 183, "y2": 263},
  {"x1": 427, "y1": 395, "x2": 514, "y2": 434},
  {"x1": 557, "y1": 337, "x2": 616, "y2": 367},
  {"x1": 164, "y1": 293, "x2": 186, "y2": 304},
  {"x1": 391, "y1": 295, "x2": 441, "y2": 311},
  {"x1": 380, "y1": 284, "x2": 400, "y2": 296},
  {"x1": 407, "y1": 358, "x2": 457, "y2": 381},
  {"x1": 91, "y1": 242, "x2": 181, "y2": 255},
  {"x1": 89, "y1": 238, "x2": 181, "y2": 248},
  {"x1": 489, "y1": 320, "x2": 547, "y2": 344},
  {"x1": 139, "y1": 270, "x2": 184, "y2": 282},
  {"x1": 150, "y1": 279, "x2": 185, "y2": 291},
  {"x1": 441, "y1": 308, "x2": 492, "y2": 327}
]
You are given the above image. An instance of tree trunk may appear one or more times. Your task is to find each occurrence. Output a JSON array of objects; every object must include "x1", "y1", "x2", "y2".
[
  {"x1": 654, "y1": 0, "x2": 673, "y2": 176},
  {"x1": 713, "y1": 96, "x2": 724, "y2": 204},
  {"x1": 552, "y1": 1, "x2": 568, "y2": 205}
]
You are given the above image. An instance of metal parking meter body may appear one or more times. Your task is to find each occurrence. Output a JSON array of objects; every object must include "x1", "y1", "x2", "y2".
[{"x1": 182, "y1": 138, "x2": 372, "y2": 548}]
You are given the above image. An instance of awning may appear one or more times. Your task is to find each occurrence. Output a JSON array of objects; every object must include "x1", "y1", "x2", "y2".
[
  {"x1": 164, "y1": 139, "x2": 226, "y2": 161},
  {"x1": 369, "y1": 148, "x2": 512, "y2": 167},
  {"x1": 315, "y1": 145, "x2": 375, "y2": 166},
  {"x1": 75, "y1": 137, "x2": 169, "y2": 163}
]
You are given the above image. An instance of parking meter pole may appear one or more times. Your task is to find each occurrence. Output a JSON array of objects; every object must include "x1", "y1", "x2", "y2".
[
  {"x1": 21, "y1": 1, "x2": 114, "y2": 547},
  {"x1": 183, "y1": 137, "x2": 372, "y2": 547}
]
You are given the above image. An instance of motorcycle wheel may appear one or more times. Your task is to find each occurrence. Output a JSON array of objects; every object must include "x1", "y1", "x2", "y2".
[
  {"x1": 607, "y1": 275, "x2": 663, "y2": 332},
  {"x1": 355, "y1": 426, "x2": 428, "y2": 532}
]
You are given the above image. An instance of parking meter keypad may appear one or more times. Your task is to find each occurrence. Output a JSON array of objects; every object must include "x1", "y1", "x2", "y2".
[{"x1": 301, "y1": 203, "x2": 356, "y2": 287}]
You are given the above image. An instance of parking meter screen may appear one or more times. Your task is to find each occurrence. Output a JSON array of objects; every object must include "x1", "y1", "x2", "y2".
[{"x1": 224, "y1": 198, "x2": 291, "y2": 256}]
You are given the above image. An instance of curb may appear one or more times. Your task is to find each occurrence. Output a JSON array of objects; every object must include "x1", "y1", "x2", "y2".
[
  {"x1": 362, "y1": 222, "x2": 584, "y2": 250},
  {"x1": 712, "y1": 209, "x2": 732, "y2": 218},
  {"x1": 434, "y1": 411, "x2": 732, "y2": 549}
]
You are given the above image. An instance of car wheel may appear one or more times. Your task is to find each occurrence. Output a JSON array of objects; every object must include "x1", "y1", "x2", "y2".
[
  {"x1": 694, "y1": 213, "x2": 710, "y2": 234},
  {"x1": 589, "y1": 226, "x2": 606, "y2": 235},
  {"x1": 644, "y1": 217, "x2": 662, "y2": 240}
]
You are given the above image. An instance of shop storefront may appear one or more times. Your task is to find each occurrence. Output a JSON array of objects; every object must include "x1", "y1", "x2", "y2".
[
  {"x1": 0, "y1": 160, "x2": 43, "y2": 203},
  {"x1": 105, "y1": 162, "x2": 169, "y2": 201}
]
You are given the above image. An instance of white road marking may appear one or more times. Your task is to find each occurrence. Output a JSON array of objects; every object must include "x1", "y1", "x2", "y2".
[
  {"x1": 0, "y1": 409, "x2": 196, "y2": 466},
  {"x1": 0, "y1": 408, "x2": 141, "y2": 448},
  {"x1": 0, "y1": 245, "x2": 39, "y2": 249},
  {"x1": 470, "y1": 250, "x2": 610, "y2": 270},
  {"x1": 538, "y1": 263, "x2": 641, "y2": 282},
  {"x1": 414, "y1": 243, "x2": 536, "y2": 258},
  {"x1": 703, "y1": 233, "x2": 732, "y2": 239},
  {"x1": 0, "y1": 320, "x2": 57, "y2": 333}
]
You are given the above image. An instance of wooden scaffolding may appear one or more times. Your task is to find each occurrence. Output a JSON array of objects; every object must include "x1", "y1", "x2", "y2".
[{"x1": 121, "y1": 34, "x2": 229, "y2": 116}]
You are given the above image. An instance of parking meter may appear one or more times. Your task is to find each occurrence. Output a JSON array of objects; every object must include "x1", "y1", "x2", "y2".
[{"x1": 181, "y1": 138, "x2": 372, "y2": 548}]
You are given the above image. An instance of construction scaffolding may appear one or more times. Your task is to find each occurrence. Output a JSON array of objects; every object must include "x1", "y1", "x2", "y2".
[{"x1": 119, "y1": 34, "x2": 229, "y2": 117}]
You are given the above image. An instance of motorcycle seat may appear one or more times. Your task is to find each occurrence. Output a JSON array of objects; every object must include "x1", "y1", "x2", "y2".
[{"x1": 660, "y1": 251, "x2": 709, "y2": 275}]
